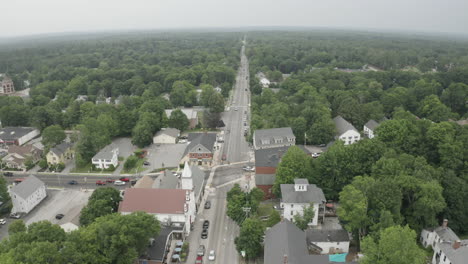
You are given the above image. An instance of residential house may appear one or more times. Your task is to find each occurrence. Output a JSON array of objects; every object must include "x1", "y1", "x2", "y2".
[
  {"x1": 182, "y1": 133, "x2": 217, "y2": 166},
  {"x1": 306, "y1": 229, "x2": 350, "y2": 254},
  {"x1": 153, "y1": 128, "x2": 180, "y2": 144},
  {"x1": 363, "y1": 119, "x2": 380, "y2": 139},
  {"x1": 260, "y1": 78, "x2": 270, "y2": 88},
  {"x1": 253, "y1": 127, "x2": 295, "y2": 150},
  {"x1": 92, "y1": 143, "x2": 119, "y2": 169},
  {"x1": 280, "y1": 179, "x2": 326, "y2": 226},
  {"x1": 333, "y1": 116, "x2": 360, "y2": 145},
  {"x1": 165, "y1": 108, "x2": 200, "y2": 129},
  {"x1": 118, "y1": 188, "x2": 192, "y2": 235},
  {"x1": 2, "y1": 144, "x2": 42, "y2": 170},
  {"x1": 46, "y1": 142, "x2": 74, "y2": 165},
  {"x1": 0, "y1": 75, "x2": 15, "y2": 94},
  {"x1": 9, "y1": 175, "x2": 47, "y2": 214},
  {"x1": 254, "y1": 146, "x2": 289, "y2": 199},
  {"x1": 75, "y1": 95, "x2": 88, "y2": 102},
  {"x1": 0, "y1": 127, "x2": 40, "y2": 146}
]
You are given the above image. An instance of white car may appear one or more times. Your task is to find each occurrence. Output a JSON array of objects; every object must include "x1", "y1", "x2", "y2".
[
  {"x1": 114, "y1": 180, "x2": 125, "y2": 186},
  {"x1": 208, "y1": 250, "x2": 216, "y2": 261},
  {"x1": 0, "y1": 219, "x2": 6, "y2": 225}
]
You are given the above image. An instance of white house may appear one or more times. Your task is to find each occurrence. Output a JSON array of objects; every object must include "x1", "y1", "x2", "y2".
[
  {"x1": 92, "y1": 143, "x2": 119, "y2": 169},
  {"x1": 180, "y1": 162, "x2": 206, "y2": 213},
  {"x1": 60, "y1": 222, "x2": 79, "y2": 233},
  {"x1": 333, "y1": 116, "x2": 360, "y2": 145},
  {"x1": 260, "y1": 78, "x2": 270, "y2": 88},
  {"x1": 363, "y1": 119, "x2": 380, "y2": 139},
  {"x1": 305, "y1": 229, "x2": 350, "y2": 254},
  {"x1": 280, "y1": 179, "x2": 326, "y2": 226},
  {"x1": 118, "y1": 188, "x2": 192, "y2": 235},
  {"x1": 153, "y1": 128, "x2": 180, "y2": 144},
  {"x1": 253, "y1": 127, "x2": 296, "y2": 150},
  {"x1": 9, "y1": 175, "x2": 47, "y2": 214}
]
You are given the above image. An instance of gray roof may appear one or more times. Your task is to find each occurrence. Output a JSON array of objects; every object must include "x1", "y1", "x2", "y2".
[
  {"x1": 255, "y1": 174, "x2": 275, "y2": 185},
  {"x1": 186, "y1": 133, "x2": 216, "y2": 154},
  {"x1": 0, "y1": 127, "x2": 38, "y2": 141},
  {"x1": 50, "y1": 142, "x2": 73, "y2": 156},
  {"x1": 294, "y1": 179, "x2": 309, "y2": 185},
  {"x1": 10, "y1": 175, "x2": 45, "y2": 200},
  {"x1": 281, "y1": 183, "x2": 326, "y2": 204},
  {"x1": 364, "y1": 120, "x2": 380, "y2": 131},
  {"x1": 190, "y1": 165, "x2": 206, "y2": 199},
  {"x1": 333, "y1": 116, "x2": 358, "y2": 136},
  {"x1": 93, "y1": 143, "x2": 118, "y2": 160},
  {"x1": 254, "y1": 146, "x2": 290, "y2": 167},
  {"x1": 306, "y1": 229, "x2": 350, "y2": 243},
  {"x1": 253, "y1": 127, "x2": 295, "y2": 148},
  {"x1": 159, "y1": 170, "x2": 179, "y2": 189},
  {"x1": 434, "y1": 226, "x2": 460, "y2": 243},
  {"x1": 264, "y1": 220, "x2": 329, "y2": 264},
  {"x1": 155, "y1": 128, "x2": 180, "y2": 139},
  {"x1": 438, "y1": 240, "x2": 468, "y2": 264}
]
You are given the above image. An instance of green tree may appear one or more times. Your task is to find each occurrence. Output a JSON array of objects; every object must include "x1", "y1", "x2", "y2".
[
  {"x1": 337, "y1": 185, "x2": 369, "y2": 248},
  {"x1": 273, "y1": 146, "x2": 312, "y2": 197},
  {"x1": 41, "y1": 125, "x2": 66, "y2": 148},
  {"x1": 208, "y1": 93, "x2": 225, "y2": 113},
  {"x1": 235, "y1": 217, "x2": 265, "y2": 259},
  {"x1": 361, "y1": 225, "x2": 425, "y2": 264},
  {"x1": 124, "y1": 155, "x2": 139, "y2": 171},
  {"x1": 79, "y1": 187, "x2": 122, "y2": 226},
  {"x1": 293, "y1": 203, "x2": 315, "y2": 230},
  {"x1": 265, "y1": 210, "x2": 281, "y2": 228},
  {"x1": 168, "y1": 109, "x2": 189, "y2": 131},
  {"x1": 131, "y1": 123, "x2": 153, "y2": 148},
  {"x1": 8, "y1": 220, "x2": 26, "y2": 235}
]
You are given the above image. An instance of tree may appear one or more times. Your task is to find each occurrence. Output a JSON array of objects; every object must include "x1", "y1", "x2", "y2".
[
  {"x1": 79, "y1": 187, "x2": 122, "y2": 226},
  {"x1": 265, "y1": 210, "x2": 281, "y2": 228},
  {"x1": 124, "y1": 155, "x2": 139, "y2": 171},
  {"x1": 235, "y1": 218, "x2": 265, "y2": 259},
  {"x1": 168, "y1": 109, "x2": 189, "y2": 131},
  {"x1": 337, "y1": 185, "x2": 369, "y2": 248},
  {"x1": 361, "y1": 225, "x2": 425, "y2": 264},
  {"x1": 131, "y1": 123, "x2": 153, "y2": 148},
  {"x1": 273, "y1": 146, "x2": 312, "y2": 197},
  {"x1": 8, "y1": 220, "x2": 26, "y2": 235},
  {"x1": 40, "y1": 125, "x2": 66, "y2": 148},
  {"x1": 293, "y1": 203, "x2": 315, "y2": 230},
  {"x1": 203, "y1": 110, "x2": 221, "y2": 129},
  {"x1": 208, "y1": 93, "x2": 225, "y2": 113}
]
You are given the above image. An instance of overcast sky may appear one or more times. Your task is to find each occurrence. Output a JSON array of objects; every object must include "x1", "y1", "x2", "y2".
[{"x1": 2, "y1": 0, "x2": 468, "y2": 37}]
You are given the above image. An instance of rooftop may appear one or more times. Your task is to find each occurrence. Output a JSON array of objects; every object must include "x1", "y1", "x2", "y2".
[
  {"x1": 306, "y1": 229, "x2": 350, "y2": 243},
  {"x1": 143, "y1": 226, "x2": 184, "y2": 262},
  {"x1": 364, "y1": 119, "x2": 380, "y2": 130},
  {"x1": 254, "y1": 146, "x2": 290, "y2": 168},
  {"x1": 93, "y1": 143, "x2": 118, "y2": 160},
  {"x1": 118, "y1": 188, "x2": 187, "y2": 215},
  {"x1": 333, "y1": 116, "x2": 358, "y2": 136},
  {"x1": 154, "y1": 128, "x2": 180, "y2": 139},
  {"x1": 438, "y1": 240, "x2": 468, "y2": 264},
  {"x1": 133, "y1": 175, "x2": 155, "y2": 189},
  {"x1": 0, "y1": 127, "x2": 38, "y2": 141},
  {"x1": 253, "y1": 127, "x2": 295, "y2": 148},
  {"x1": 281, "y1": 183, "x2": 326, "y2": 204},
  {"x1": 50, "y1": 142, "x2": 73, "y2": 156},
  {"x1": 10, "y1": 175, "x2": 45, "y2": 200},
  {"x1": 186, "y1": 133, "x2": 216, "y2": 154}
]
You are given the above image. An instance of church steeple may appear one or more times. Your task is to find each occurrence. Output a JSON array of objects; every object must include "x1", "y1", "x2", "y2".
[{"x1": 181, "y1": 162, "x2": 193, "y2": 190}]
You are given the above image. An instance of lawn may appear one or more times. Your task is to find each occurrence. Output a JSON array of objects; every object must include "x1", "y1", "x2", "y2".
[
  {"x1": 257, "y1": 203, "x2": 274, "y2": 217},
  {"x1": 122, "y1": 158, "x2": 147, "y2": 174},
  {"x1": 71, "y1": 163, "x2": 116, "y2": 173}
]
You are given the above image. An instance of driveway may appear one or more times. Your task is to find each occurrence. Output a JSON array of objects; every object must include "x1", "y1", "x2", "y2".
[{"x1": 144, "y1": 143, "x2": 188, "y2": 172}]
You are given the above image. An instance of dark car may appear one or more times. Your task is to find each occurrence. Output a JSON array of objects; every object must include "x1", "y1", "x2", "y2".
[
  {"x1": 130, "y1": 180, "x2": 137, "y2": 185},
  {"x1": 143, "y1": 161, "x2": 150, "y2": 166},
  {"x1": 204, "y1": 201, "x2": 211, "y2": 209},
  {"x1": 203, "y1": 220, "x2": 209, "y2": 230},
  {"x1": 3, "y1": 172, "x2": 13, "y2": 177},
  {"x1": 201, "y1": 229, "x2": 208, "y2": 239},
  {"x1": 68, "y1": 180, "x2": 78, "y2": 185},
  {"x1": 55, "y1": 214, "x2": 64, "y2": 220},
  {"x1": 119, "y1": 177, "x2": 130, "y2": 182},
  {"x1": 96, "y1": 180, "x2": 106, "y2": 186}
]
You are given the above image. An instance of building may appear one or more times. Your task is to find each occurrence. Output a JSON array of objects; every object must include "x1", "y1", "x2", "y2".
[
  {"x1": 139, "y1": 226, "x2": 184, "y2": 264},
  {"x1": 260, "y1": 78, "x2": 270, "y2": 88},
  {"x1": 280, "y1": 179, "x2": 326, "y2": 226},
  {"x1": 305, "y1": 229, "x2": 350, "y2": 254},
  {"x1": 254, "y1": 146, "x2": 289, "y2": 199},
  {"x1": 180, "y1": 162, "x2": 206, "y2": 213},
  {"x1": 46, "y1": 142, "x2": 74, "y2": 165},
  {"x1": 0, "y1": 76, "x2": 15, "y2": 94},
  {"x1": 2, "y1": 144, "x2": 42, "y2": 170},
  {"x1": 333, "y1": 116, "x2": 360, "y2": 145},
  {"x1": 253, "y1": 127, "x2": 295, "y2": 150},
  {"x1": 92, "y1": 143, "x2": 119, "y2": 169},
  {"x1": 363, "y1": 119, "x2": 380, "y2": 139},
  {"x1": 165, "y1": 108, "x2": 200, "y2": 129},
  {"x1": 118, "y1": 188, "x2": 191, "y2": 235},
  {"x1": 60, "y1": 222, "x2": 79, "y2": 233},
  {"x1": 182, "y1": 133, "x2": 217, "y2": 166},
  {"x1": 9, "y1": 175, "x2": 47, "y2": 214},
  {"x1": 0, "y1": 127, "x2": 40, "y2": 146},
  {"x1": 153, "y1": 128, "x2": 180, "y2": 144}
]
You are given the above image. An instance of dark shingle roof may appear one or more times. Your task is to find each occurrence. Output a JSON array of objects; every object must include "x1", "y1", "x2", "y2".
[
  {"x1": 186, "y1": 133, "x2": 216, "y2": 154},
  {"x1": 281, "y1": 183, "x2": 326, "y2": 204},
  {"x1": 253, "y1": 127, "x2": 295, "y2": 148},
  {"x1": 306, "y1": 229, "x2": 350, "y2": 243},
  {"x1": 50, "y1": 142, "x2": 73, "y2": 156},
  {"x1": 255, "y1": 174, "x2": 275, "y2": 185},
  {"x1": 254, "y1": 146, "x2": 290, "y2": 167},
  {"x1": 190, "y1": 165, "x2": 206, "y2": 199},
  {"x1": 155, "y1": 128, "x2": 180, "y2": 138},
  {"x1": 159, "y1": 170, "x2": 179, "y2": 189},
  {"x1": 364, "y1": 120, "x2": 380, "y2": 130},
  {"x1": 93, "y1": 143, "x2": 118, "y2": 160},
  {"x1": 10, "y1": 175, "x2": 45, "y2": 200},
  {"x1": 0, "y1": 127, "x2": 38, "y2": 141},
  {"x1": 333, "y1": 116, "x2": 358, "y2": 135}
]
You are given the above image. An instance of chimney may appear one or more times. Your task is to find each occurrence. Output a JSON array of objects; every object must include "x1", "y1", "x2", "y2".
[
  {"x1": 453, "y1": 240, "x2": 461, "y2": 250},
  {"x1": 283, "y1": 254, "x2": 288, "y2": 264},
  {"x1": 442, "y1": 219, "x2": 448, "y2": 228}
]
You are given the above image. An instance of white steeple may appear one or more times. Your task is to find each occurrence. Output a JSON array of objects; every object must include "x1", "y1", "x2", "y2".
[{"x1": 181, "y1": 162, "x2": 193, "y2": 190}]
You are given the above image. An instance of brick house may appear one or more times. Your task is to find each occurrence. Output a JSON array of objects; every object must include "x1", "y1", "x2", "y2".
[
  {"x1": 254, "y1": 146, "x2": 290, "y2": 199},
  {"x1": 181, "y1": 133, "x2": 217, "y2": 167}
]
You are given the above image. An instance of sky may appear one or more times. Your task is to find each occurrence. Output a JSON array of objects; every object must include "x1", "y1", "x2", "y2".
[{"x1": 2, "y1": 0, "x2": 468, "y2": 37}]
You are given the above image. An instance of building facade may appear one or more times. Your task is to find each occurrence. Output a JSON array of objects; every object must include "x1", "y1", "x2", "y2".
[
  {"x1": 9, "y1": 175, "x2": 47, "y2": 214},
  {"x1": 0, "y1": 127, "x2": 40, "y2": 146},
  {"x1": 92, "y1": 143, "x2": 119, "y2": 169},
  {"x1": 153, "y1": 128, "x2": 180, "y2": 144},
  {"x1": 333, "y1": 116, "x2": 361, "y2": 145},
  {"x1": 253, "y1": 127, "x2": 295, "y2": 150},
  {"x1": 0, "y1": 76, "x2": 15, "y2": 94},
  {"x1": 46, "y1": 142, "x2": 74, "y2": 165}
]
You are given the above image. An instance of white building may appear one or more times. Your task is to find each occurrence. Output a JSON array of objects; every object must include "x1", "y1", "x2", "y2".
[
  {"x1": 306, "y1": 229, "x2": 350, "y2": 254},
  {"x1": 180, "y1": 162, "x2": 206, "y2": 213},
  {"x1": 0, "y1": 127, "x2": 40, "y2": 146},
  {"x1": 260, "y1": 78, "x2": 270, "y2": 88},
  {"x1": 153, "y1": 128, "x2": 180, "y2": 144},
  {"x1": 9, "y1": 175, "x2": 47, "y2": 214},
  {"x1": 363, "y1": 119, "x2": 380, "y2": 139},
  {"x1": 92, "y1": 143, "x2": 119, "y2": 169},
  {"x1": 253, "y1": 127, "x2": 296, "y2": 150},
  {"x1": 333, "y1": 116, "x2": 361, "y2": 145},
  {"x1": 60, "y1": 222, "x2": 79, "y2": 233},
  {"x1": 280, "y1": 179, "x2": 326, "y2": 226}
]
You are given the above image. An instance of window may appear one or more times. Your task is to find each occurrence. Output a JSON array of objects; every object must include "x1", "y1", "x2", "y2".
[
  {"x1": 337, "y1": 242, "x2": 340, "y2": 245},
  {"x1": 291, "y1": 211, "x2": 294, "y2": 216},
  {"x1": 427, "y1": 234, "x2": 429, "y2": 238},
  {"x1": 348, "y1": 136, "x2": 352, "y2": 139},
  {"x1": 291, "y1": 204, "x2": 294, "y2": 208},
  {"x1": 443, "y1": 256, "x2": 446, "y2": 261}
]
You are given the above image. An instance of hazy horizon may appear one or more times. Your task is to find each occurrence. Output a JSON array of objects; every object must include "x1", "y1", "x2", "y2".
[{"x1": 2, "y1": 0, "x2": 468, "y2": 38}]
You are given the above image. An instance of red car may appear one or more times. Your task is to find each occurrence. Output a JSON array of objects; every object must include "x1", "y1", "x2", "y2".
[
  {"x1": 96, "y1": 180, "x2": 106, "y2": 186},
  {"x1": 13, "y1": 178, "x2": 25, "y2": 184},
  {"x1": 119, "y1": 177, "x2": 130, "y2": 182},
  {"x1": 195, "y1": 256, "x2": 203, "y2": 264},
  {"x1": 106, "y1": 178, "x2": 115, "y2": 183}
]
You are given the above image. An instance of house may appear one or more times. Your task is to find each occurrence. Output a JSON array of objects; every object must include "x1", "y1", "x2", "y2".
[
  {"x1": 280, "y1": 179, "x2": 326, "y2": 226},
  {"x1": 75, "y1": 95, "x2": 88, "y2": 102},
  {"x1": 333, "y1": 116, "x2": 360, "y2": 145},
  {"x1": 0, "y1": 127, "x2": 40, "y2": 146},
  {"x1": 60, "y1": 222, "x2": 79, "y2": 233},
  {"x1": 260, "y1": 78, "x2": 270, "y2": 88},
  {"x1": 182, "y1": 133, "x2": 217, "y2": 166},
  {"x1": 264, "y1": 219, "x2": 330, "y2": 264},
  {"x1": 0, "y1": 75, "x2": 15, "y2": 94},
  {"x1": 306, "y1": 229, "x2": 350, "y2": 254},
  {"x1": 92, "y1": 143, "x2": 119, "y2": 169},
  {"x1": 363, "y1": 119, "x2": 380, "y2": 139},
  {"x1": 2, "y1": 144, "x2": 42, "y2": 170},
  {"x1": 253, "y1": 127, "x2": 295, "y2": 150},
  {"x1": 46, "y1": 142, "x2": 74, "y2": 165},
  {"x1": 153, "y1": 128, "x2": 180, "y2": 144},
  {"x1": 180, "y1": 162, "x2": 206, "y2": 213},
  {"x1": 165, "y1": 108, "x2": 200, "y2": 129},
  {"x1": 118, "y1": 188, "x2": 192, "y2": 235},
  {"x1": 254, "y1": 146, "x2": 289, "y2": 199},
  {"x1": 9, "y1": 175, "x2": 47, "y2": 214}
]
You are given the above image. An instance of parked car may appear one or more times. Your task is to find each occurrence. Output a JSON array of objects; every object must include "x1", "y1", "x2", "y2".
[
  {"x1": 195, "y1": 256, "x2": 203, "y2": 264},
  {"x1": 208, "y1": 250, "x2": 216, "y2": 261},
  {"x1": 242, "y1": 166, "x2": 254, "y2": 172},
  {"x1": 9, "y1": 213, "x2": 21, "y2": 219},
  {"x1": 203, "y1": 220, "x2": 209, "y2": 230},
  {"x1": 318, "y1": 144, "x2": 326, "y2": 147},
  {"x1": 143, "y1": 161, "x2": 150, "y2": 166},
  {"x1": 130, "y1": 180, "x2": 137, "y2": 185},
  {"x1": 0, "y1": 219, "x2": 6, "y2": 225},
  {"x1": 68, "y1": 180, "x2": 78, "y2": 185},
  {"x1": 312, "y1": 152, "x2": 321, "y2": 158},
  {"x1": 13, "y1": 178, "x2": 24, "y2": 184},
  {"x1": 96, "y1": 180, "x2": 106, "y2": 186},
  {"x1": 55, "y1": 214, "x2": 64, "y2": 220},
  {"x1": 234, "y1": 107, "x2": 238, "y2": 111},
  {"x1": 197, "y1": 245, "x2": 206, "y2": 256},
  {"x1": 114, "y1": 180, "x2": 125, "y2": 186},
  {"x1": 204, "y1": 201, "x2": 211, "y2": 209},
  {"x1": 119, "y1": 177, "x2": 130, "y2": 182},
  {"x1": 201, "y1": 229, "x2": 208, "y2": 239},
  {"x1": 106, "y1": 178, "x2": 115, "y2": 183},
  {"x1": 3, "y1": 172, "x2": 13, "y2": 177},
  {"x1": 179, "y1": 139, "x2": 187, "y2": 144}
]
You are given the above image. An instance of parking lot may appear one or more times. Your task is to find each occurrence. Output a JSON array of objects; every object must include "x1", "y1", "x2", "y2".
[{"x1": 145, "y1": 143, "x2": 188, "y2": 171}]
